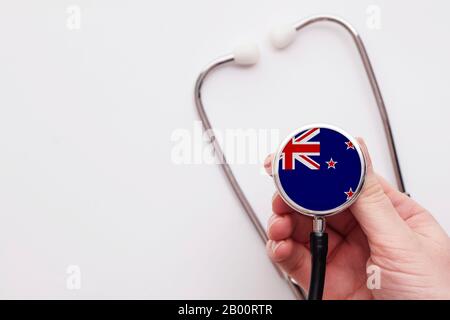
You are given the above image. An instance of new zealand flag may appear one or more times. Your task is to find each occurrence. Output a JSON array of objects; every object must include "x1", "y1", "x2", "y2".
[{"x1": 274, "y1": 125, "x2": 365, "y2": 214}]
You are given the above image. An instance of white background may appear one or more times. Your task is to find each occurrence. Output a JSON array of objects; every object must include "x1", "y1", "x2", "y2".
[{"x1": 0, "y1": 0, "x2": 449, "y2": 299}]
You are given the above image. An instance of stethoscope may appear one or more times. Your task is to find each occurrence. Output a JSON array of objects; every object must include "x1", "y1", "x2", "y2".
[{"x1": 194, "y1": 15, "x2": 408, "y2": 300}]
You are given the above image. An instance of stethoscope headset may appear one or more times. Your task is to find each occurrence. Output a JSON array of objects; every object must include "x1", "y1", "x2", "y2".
[{"x1": 194, "y1": 15, "x2": 408, "y2": 300}]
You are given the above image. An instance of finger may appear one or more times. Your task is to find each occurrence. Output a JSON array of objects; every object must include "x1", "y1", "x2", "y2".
[
  {"x1": 269, "y1": 197, "x2": 312, "y2": 243},
  {"x1": 290, "y1": 214, "x2": 349, "y2": 261},
  {"x1": 376, "y1": 174, "x2": 424, "y2": 217},
  {"x1": 267, "y1": 213, "x2": 294, "y2": 241},
  {"x1": 273, "y1": 192, "x2": 358, "y2": 238},
  {"x1": 350, "y1": 138, "x2": 410, "y2": 239},
  {"x1": 376, "y1": 174, "x2": 411, "y2": 208},
  {"x1": 375, "y1": 174, "x2": 437, "y2": 234},
  {"x1": 266, "y1": 239, "x2": 311, "y2": 288},
  {"x1": 290, "y1": 213, "x2": 312, "y2": 244},
  {"x1": 264, "y1": 154, "x2": 274, "y2": 176},
  {"x1": 268, "y1": 207, "x2": 349, "y2": 262},
  {"x1": 272, "y1": 192, "x2": 295, "y2": 215}
]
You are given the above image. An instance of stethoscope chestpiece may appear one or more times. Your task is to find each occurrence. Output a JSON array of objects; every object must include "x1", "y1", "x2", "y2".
[{"x1": 273, "y1": 124, "x2": 366, "y2": 218}]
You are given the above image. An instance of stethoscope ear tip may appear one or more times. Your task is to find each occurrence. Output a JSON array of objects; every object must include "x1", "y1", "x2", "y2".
[
  {"x1": 269, "y1": 24, "x2": 297, "y2": 49},
  {"x1": 232, "y1": 43, "x2": 260, "y2": 66}
]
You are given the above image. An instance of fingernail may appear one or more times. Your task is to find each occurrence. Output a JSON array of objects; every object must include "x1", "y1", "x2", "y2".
[
  {"x1": 356, "y1": 137, "x2": 373, "y2": 172},
  {"x1": 272, "y1": 192, "x2": 278, "y2": 202},
  {"x1": 271, "y1": 240, "x2": 284, "y2": 253},
  {"x1": 267, "y1": 215, "x2": 278, "y2": 229},
  {"x1": 264, "y1": 156, "x2": 272, "y2": 168}
]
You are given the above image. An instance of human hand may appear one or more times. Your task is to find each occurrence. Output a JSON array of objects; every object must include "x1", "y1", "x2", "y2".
[{"x1": 265, "y1": 139, "x2": 450, "y2": 299}]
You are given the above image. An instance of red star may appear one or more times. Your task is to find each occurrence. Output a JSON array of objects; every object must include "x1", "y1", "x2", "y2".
[
  {"x1": 326, "y1": 158, "x2": 337, "y2": 169},
  {"x1": 345, "y1": 188, "x2": 354, "y2": 200},
  {"x1": 345, "y1": 141, "x2": 355, "y2": 150}
]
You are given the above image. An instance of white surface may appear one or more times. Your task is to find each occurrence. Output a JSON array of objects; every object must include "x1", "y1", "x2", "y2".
[{"x1": 0, "y1": 0, "x2": 449, "y2": 299}]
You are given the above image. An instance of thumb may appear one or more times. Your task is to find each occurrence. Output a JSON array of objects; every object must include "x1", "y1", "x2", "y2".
[{"x1": 351, "y1": 138, "x2": 411, "y2": 242}]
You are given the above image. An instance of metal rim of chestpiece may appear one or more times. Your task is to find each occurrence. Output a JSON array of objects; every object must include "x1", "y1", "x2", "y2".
[{"x1": 272, "y1": 123, "x2": 367, "y2": 218}]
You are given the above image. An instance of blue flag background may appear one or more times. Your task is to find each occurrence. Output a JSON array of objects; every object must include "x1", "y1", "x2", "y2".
[{"x1": 277, "y1": 127, "x2": 364, "y2": 212}]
